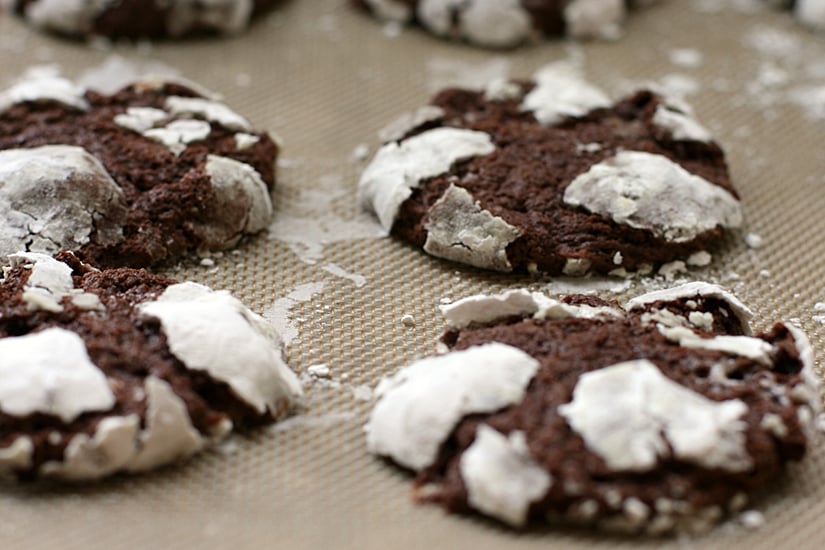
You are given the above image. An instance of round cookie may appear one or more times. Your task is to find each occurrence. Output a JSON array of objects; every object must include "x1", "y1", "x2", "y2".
[
  {"x1": 359, "y1": 63, "x2": 742, "y2": 276},
  {"x1": 366, "y1": 283, "x2": 820, "y2": 533},
  {"x1": 353, "y1": 0, "x2": 660, "y2": 48},
  {"x1": 0, "y1": 251, "x2": 302, "y2": 481},
  {"x1": 0, "y1": 71, "x2": 278, "y2": 268},
  {"x1": 1, "y1": 0, "x2": 283, "y2": 40}
]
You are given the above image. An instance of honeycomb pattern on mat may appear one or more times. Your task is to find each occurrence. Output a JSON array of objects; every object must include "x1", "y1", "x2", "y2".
[{"x1": 1, "y1": 0, "x2": 825, "y2": 549}]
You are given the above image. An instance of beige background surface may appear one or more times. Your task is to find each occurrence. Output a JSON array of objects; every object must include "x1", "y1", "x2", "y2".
[{"x1": 2, "y1": 1, "x2": 825, "y2": 548}]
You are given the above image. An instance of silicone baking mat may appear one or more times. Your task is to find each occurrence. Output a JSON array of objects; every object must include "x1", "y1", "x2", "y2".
[{"x1": 2, "y1": 1, "x2": 825, "y2": 548}]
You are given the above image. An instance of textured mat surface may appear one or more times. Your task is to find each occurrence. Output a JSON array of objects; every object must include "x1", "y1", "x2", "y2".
[{"x1": 1, "y1": 1, "x2": 825, "y2": 548}]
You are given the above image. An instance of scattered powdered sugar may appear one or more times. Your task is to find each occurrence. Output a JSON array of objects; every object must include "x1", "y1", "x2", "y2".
[
  {"x1": 745, "y1": 25, "x2": 802, "y2": 58},
  {"x1": 300, "y1": 372, "x2": 341, "y2": 390},
  {"x1": 812, "y1": 302, "x2": 825, "y2": 325},
  {"x1": 307, "y1": 364, "x2": 331, "y2": 378},
  {"x1": 351, "y1": 384, "x2": 373, "y2": 401},
  {"x1": 350, "y1": 143, "x2": 370, "y2": 163},
  {"x1": 739, "y1": 23, "x2": 825, "y2": 121},
  {"x1": 658, "y1": 74, "x2": 701, "y2": 98},
  {"x1": 264, "y1": 282, "x2": 327, "y2": 346},
  {"x1": 668, "y1": 48, "x2": 703, "y2": 68},
  {"x1": 322, "y1": 263, "x2": 367, "y2": 287},
  {"x1": 268, "y1": 174, "x2": 384, "y2": 264},
  {"x1": 77, "y1": 56, "x2": 187, "y2": 95},
  {"x1": 267, "y1": 412, "x2": 356, "y2": 434},
  {"x1": 738, "y1": 510, "x2": 766, "y2": 530},
  {"x1": 545, "y1": 277, "x2": 632, "y2": 296},
  {"x1": 427, "y1": 57, "x2": 511, "y2": 93},
  {"x1": 746, "y1": 233, "x2": 765, "y2": 249}
]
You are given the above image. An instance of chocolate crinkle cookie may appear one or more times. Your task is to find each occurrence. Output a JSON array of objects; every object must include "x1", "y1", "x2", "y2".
[
  {"x1": 359, "y1": 63, "x2": 741, "y2": 276},
  {"x1": 0, "y1": 0, "x2": 283, "y2": 40},
  {"x1": 353, "y1": 0, "x2": 660, "y2": 48},
  {"x1": 0, "y1": 251, "x2": 302, "y2": 481},
  {"x1": 0, "y1": 71, "x2": 278, "y2": 268},
  {"x1": 366, "y1": 282, "x2": 820, "y2": 534}
]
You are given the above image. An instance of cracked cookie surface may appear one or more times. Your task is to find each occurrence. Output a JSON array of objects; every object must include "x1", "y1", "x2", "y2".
[
  {"x1": 359, "y1": 64, "x2": 741, "y2": 276},
  {"x1": 366, "y1": 283, "x2": 820, "y2": 533},
  {"x1": 0, "y1": 72, "x2": 278, "y2": 268},
  {"x1": 0, "y1": 251, "x2": 302, "y2": 481}
]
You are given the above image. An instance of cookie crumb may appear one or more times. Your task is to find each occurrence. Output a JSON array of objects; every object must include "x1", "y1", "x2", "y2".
[
  {"x1": 687, "y1": 251, "x2": 712, "y2": 266},
  {"x1": 351, "y1": 143, "x2": 370, "y2": 162},
  {"x1": 738, "y1": 510, "x2": 765, "y2": 530},
  {"x1": 401, "y1": 314, "x2": 416, "y2": 327},
  {"x1": 307, "y1": 364, "x2": 331, "y2": 378},
  {"x1": 668, "y1": 48, "x2": 703, "y2": 68},
  {"x1": 746, "y1": 233, "x2": 764, "y2": 249}
]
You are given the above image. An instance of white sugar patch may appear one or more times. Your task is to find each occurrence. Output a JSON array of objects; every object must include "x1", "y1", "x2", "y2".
[
  {"x1": 351, "y1": 384, "x2": 373, "y2": 401},
  {"x1": 658, "y1": 73, "x2": 701, "y2": 97},
  {"x1": 77, "y1": 56, "x2": 179, "y2": 95},
  {"x1": 264, "y1": 282, "x2": 327, "y2": 346},
  {"x1": 545, "y1": 277, "x2": 632, "y2": 296},
  {"x1": 268, "y1": 174, "x2": 384, "y2": 264},
  {"x1": 669, "y1": 48, "x2": 703, "y2": 68},
  {"x1": 427, "y1": 57, "x2": 511, "y2": 93},
  {"x1": 745, "y1": 26, "x2": 802, "y2": 58},
  {"x1": 267, "y1": 412, "x2": 356, "y2": 434},
  {"x1": 323, "y1": 263, "x2": 367, "y2": 287}
]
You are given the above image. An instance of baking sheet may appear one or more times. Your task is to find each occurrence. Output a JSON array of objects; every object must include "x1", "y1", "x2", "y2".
[{"x1": 2, "y1": 1, "x2": 825, "y2": 548}]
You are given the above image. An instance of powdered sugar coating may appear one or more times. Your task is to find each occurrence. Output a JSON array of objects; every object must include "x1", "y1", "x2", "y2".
[
  {"x1": 423, "y1": 184, "x2": 521, "y2": 271},
  {"x1": 196, "y1": 155, "x2": 274, "y2": 249},
  {"x1": 558, "y1": 359, "x2": 752, "y2": 472},
  {"x1": 359, "y1": 127, "x2": 496, "y2": 231},
  {"x1": 652, "y1": 98, "x2": 713, "y2": 142},
  {"x1": 563, "y1": 151, "x2": 742, "y2": 243},
  {"x1": 164, "y1": 96, "x2": 252, "y2": 132},
  {"x1": 521, "y1": 63, "x2": 611, "y2": 125},
  {"x1": 140, "y1": 282, "x2": 302, "y2": 416},
  {"x1": 366, "y1": 343, "x2": 540, "y2": 471},
  {"x1": 0, "y1": 145, "x2": 128, "y2": 258},
  {"x1": 626, "y1": 282, "x2": 754, "y2": 335},
  {"x1": 0, "y1": 328, "x2": 115, "y2": 423},
  {"x1": 441, "y1": 289, "x2": 623, "y2": 329},
  {"x1": 7, "y1": 252, "x2": 102, "y2": 313},
  {"x1": 0, "y1": 71, "x2": 89, "y2": 114},
  {"x1": 460, "y1": 426, "x2": 552, "y2": 526}
]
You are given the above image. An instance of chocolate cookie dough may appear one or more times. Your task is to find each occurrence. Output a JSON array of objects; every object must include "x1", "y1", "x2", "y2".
[
  {"x1": 0, "y1": 252, "x2": 302, "y2": 481},
  {"x1": 1, "y1": 0, "x2": 283, "y2": 40},
  {"x1": 366, "y1": 282, "x2": 819, "y2": 533},
  {"x1": 359, "y1": 64, "x2": 741, "y2": 276},
  {"x1": 353, "y1": 0, "x2": 660, "y2": 48},
  {"x1": 0, "y1": 71, "x2": 278, "y2": 268}
]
